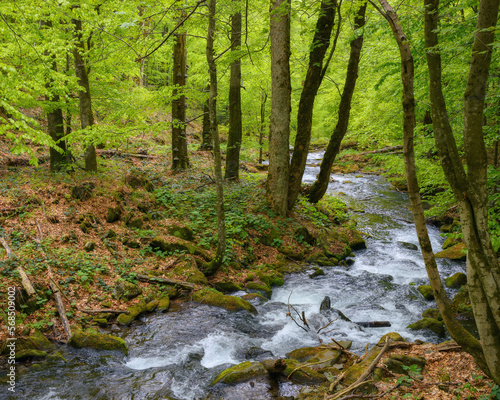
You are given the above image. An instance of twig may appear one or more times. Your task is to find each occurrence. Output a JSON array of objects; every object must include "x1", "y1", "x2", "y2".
[
  {"x1": 79, "y1": 309, "x2": 130, "y2": 314},
  {"x1": 328, "y1": 372, "x2": 345, "y2": 394},
  {"x1": 287, "y1": 356, "x2": 339, "y2": 379}
]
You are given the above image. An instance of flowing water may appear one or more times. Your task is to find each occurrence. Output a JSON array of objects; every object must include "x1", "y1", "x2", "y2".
[{"x1": 5, "y1": 154, "x2": 466, "y2": 400}]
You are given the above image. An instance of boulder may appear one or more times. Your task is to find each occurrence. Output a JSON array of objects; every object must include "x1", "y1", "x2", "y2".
[
  {"x1": 407, "y1": 318, "x2": 445, "y2": 337},
  {"x1": 117, "y1": 301, "x2": 148, "y2": 326},
  {"x1": 1, "y1": 331, "x2": 53, "y2": 354},
  {"x1": 281, "y1": 359, "x2": 328, "y2": 384},
  {"x1": 15, "y1": 349, "x2": 47, "y2": 362},
  {"x1": 309, "y1": 268, "x2": 325, "y2": 278},
  {"x1": 125, "y1": 172, "x2": 154, "y2": 192},
  {"x1": 211, "y1": 361, "x2": 268, "y2": 386},
  {"x1": 113, "y1": 281, "x2": 143, "y2": 301},
  {"x1": 286, "y1": 346, "x2": 341, "y2": 368},
  {"x1": 417, "y1": 285, "x2": 434, "y2": 300},
  {"x1": 167, "y1": 224, "x2": 194, "y2": 242},
  {"x1": 157, "y1": 295, "x2": 170, "y2": 312},
  {"x1": 150, "y1": 236, "x2": 212, "y2": 260},
  {"x1": 444, "y1": 272, "x2": 467, "y2": 289},
  {"x1": 294, "y1": 226, "x2": 316, "y2": 246},
  {"x1": 435, "y1": 243, "x2": 467, "y2": 261},
  {"x1": 84, "y1": 241, "x2": 95, "y2": 252},
  {"x1": 398, "y1": 241, "x2": 418, "y2": 251},
  {"x1": 241, "y1": 293, "x2": 268, "y2": 304},
  {"x1": 245, "y1": 282, "x2": 272, "y2": 299},
  {"x1": 260, "y1": 226, "x2": 281, "y2": 247},
  {"x1": 69, "y1": 331, "x2": 128, "y2": 355},
  {"x1": 71, "y1": 182, "x2": 95, "y2": 200},
  {"x1": 192, "y1": 289, "x2": 257, "y2": 314},
  {"x1": 422, "y1": 308, "x2": 442, "y2": 321},
  {"x1": 173, "y1": 259, "x2": 208, "y2": 285},
  {"x1": 214, "y1": 281, "x2": 243, "y2": 294},
  {"x1": 442, "y1": 236, "x2": 460, "y2": 250},
  {"x1": 106, "y1": 207, "x2": 122, "y2": 223}
]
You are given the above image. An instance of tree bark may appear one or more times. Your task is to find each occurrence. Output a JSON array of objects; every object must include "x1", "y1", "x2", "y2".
[
  {"x1": 308, "y1": 2, "x2": 366, "y2": 204},
  {"x1": 201, "y1": 0, "x2": 226, "y2": 276},
  {"x1": 423, "y1": 0, "x2": 500, "y2": 382},
  {"x1": 225, "y1": 3, "x2": 243, "y2": 180},
  {"x1": 267, "y1": 0, "x2": 291, "y2": 216},
  {"x1": 259, "y1": 90, "x2": 268, "y2": 164},
  {"x1": 72, "y1": 15, "x2": 97, "y2": 172},
  {"x1": 200, "y1": 84, "x2": 213, "y2": 150},
  {"x1": 171, "y1": 15, "x2": 189, "y2": 170},
  {"x1": 287, "y1": 0, "x2": 337, "y2": 210}
]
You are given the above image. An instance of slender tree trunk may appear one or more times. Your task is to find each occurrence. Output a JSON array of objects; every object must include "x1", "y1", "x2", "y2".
[
  {"x1": 267, "y1": 0, "x2": 291, "y2": 216},
  {"x1": 308, "y1": 3, "x2": 366, "y2": 203},
  {"x1": 72, "y1": 15, "x2": 97, "y2": 171},
  {"x1": 225, "y1": 3, "x2": 243, "y2": 180},
  {"x1": 200, "y1": 84, "x2": 213, "y2": 150},
  {"x1": 423, "y1": 0, "x2": 500, "y2": 382},
  {"x1": 287, "y1": 0, "x2": 337, "y2": 210},
  {"x1": 201, "y1": 0, "x2": 226, "y2": 276},
  {"x1": 171, "y1": 16, "x2": 189, "y2": 170},
  {"x1": 259, "y1": 90, "x2": 268, "y2": 164}
]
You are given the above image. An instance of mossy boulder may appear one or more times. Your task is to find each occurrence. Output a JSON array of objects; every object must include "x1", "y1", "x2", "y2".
[
  {"x1": 407, "y1": 318, "x2": 445, "y2": 337},
  {"x1": 150, "y1": 236, "x2": 212, "y2": 260},
  {"x1": 245, "y1": 282, "x2": 272, "y2": 299},
  {"x1": 192, "y1": 289, "x2": 257, "y2": 314},
  {"x1": 435, "y1": 243, "x2": 467, "y2": 261},
  {"x1": 346, "y1": 228, "x2": 367, "y2": 250},
  {"x1": 444, "y1": 272, "x2": 467, "y2": 289},
  {"x1": 451, "y1": 286, "x2": 473, "y2": 318},
  {"x1": 125, "y1": 172, "x2": 154, "y2": 192},
  {"x1": 157, "y1": 295, "x2": 170, "y2": 312},
  {"x1": 306, "y1": 253, "x2": 339, "y2": 267},
  {"x1": 71, "y1": 182, "x2": 95, "y2": 200},
  {"x1": 84, "y1": 241, "x2": 96, "y2": 252},
  {"x1": 286, "y1": 346, "x2": 341, "y2": 368},
  {"x1": 422, "y1": 308, "x2": 442, "y2": 321},
  {"x1": 378, "y1": 332, "x2": 406, "y2": 344},
  {"x1": 282, "y1": 359, "x2": 327, "y2": 384},
  {"x1": 145, "y1": 299, "x2": 159, "y2": 312},
  {"x1": 398, "y1": 241, "x2": 418, "y2": 251},
  {"x1": 241, "y1": 293, "x2": 268, "y2": 304},
  {"x1": 211, "y1": 361, "x2": 268, "y2": 385},
  {"x1": 442, "y1": 236, "x2": 460, "y2": 250},
  {"x1": 15, "y1": 349, "x2": 47, "y2": 362},
  {"x1": 106, "y1": 207, "x2": 122, "y2": 223},
  {"x1": 214, "y1": 281, "x2": 243, "y2": 294},
  {"x1": 309, "y1": 268, "x2": 325, "y2": 278},
  {"x1": 173, "y1": 259, "x2": 209, "y2": 285},
  {"x1": 167, "y1": 224, "x2": 194, "y2": 242},
  {"x1": 113, "y1": 280, "x2": 143, "y2": 301},
  {"x1": 294, "y1": 226, "x2": 316, "y2": 246},
  {"x1": 2, "y1": 331, "x2": 53, "y2": 354},
  {"x1": 117, "y1": 301, "x2": 148, "y2": 326},
  {"x1": 417, "y1": 284, "x2": 434, "y2": 300},
  {"x1": 260, "y1": 226, "x2": 281, "y2": 246},
  {"x1": 69, "y1": 331, "x2": 128, "y2": 355}
]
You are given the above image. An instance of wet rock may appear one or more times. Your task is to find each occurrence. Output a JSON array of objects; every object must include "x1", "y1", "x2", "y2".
[
  {"x1": 84, "y1": 241, "x2": 95, "y2": 252},
  {"x1": 422, "y1": 308, "x2": 442, "y2": 321},
  {"x1": 435, "y1": 243, "x2": 467, "y2": 261},
  {"x1": 211, "y1": 361, "x2": 268, "y2": 385},
  {"x1": 294, "y1": 226, "x2": 316, "y2": 246},
  {"x1": 245, "y1": 282, "x2": 272, "y2": 299},
  {"x1": 113, "y1": 281, "x2": 143, "y2": 301},
  {"x1": 167, "y1": 224, "x2": 194, "y2": 242},
  {"x1": 286, "y1": 346, "x2": 341, "y2": 368},
  {"x1": 241, "y1": 293, "x2": 268, "y2": 304},
  {"x1": 444, "y1": 272, "x2": 467, "y2": 289},
  {"x1": 347, "y1": 228, "x2": 367, "y2": 250},
  {"x1": 442, "y1": 236, "x2": 460, "y2": 250},
  {"x1": 309, "y1": 268, "x2": 325, "y2": 278},
  {"x1": 320, "y1": 296, "x2": 331, "y2": 312},
  {"x1": 417, "y1": 284, "x2": 434, "y2": 300},
  {"x1": 69, "y1": 331, "x2": 128, "y2": 355},
  {"x1": 117, "y1": 301, "x2": 148, "y2": 326},
  {"x1": 398, "y1": 241, "x2": 418, "y2": 251},
  {"x1": 244, "y1": 347, "x2": 274, "y2": 361},
  {"x1": 306, "y1": 253, "x2": 338, "y2": 267},
  {"x1": 1, "y1": 331, "x2": 53, "y2": 354},
  {"x1": 281, "y1": 359, "x2": 327, "y2": 384},
  {"x1": 407, "y1": 318, "x2": 445, "y2": 337},
  {"x1": 71, "y1": 182, "x2": 95, "y2": 200},
  {"x1": 15, "y1": 349, "x2": 47, "y2": 362},
  {"x1": 157, "y1": 295, "x2": 170, "y2": 312},
  {"x1": 106, "y1": 207, "x2": 122, "y2": 223},
  {"x1": 192, "y1": 289, "x2": 257, "y2": 314},
  {"x1": 46, "y1": 352, "x2": 67, "y2": 363}
]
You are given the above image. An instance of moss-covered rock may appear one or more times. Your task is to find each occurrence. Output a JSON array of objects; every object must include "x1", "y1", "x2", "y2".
[
  {"x1": 286, "y1": 346, "x2": 341, "y2": 368},
  {"x1": 150, "y1": 236, "x2": 212, "y2": 260},
  {"x1": 435, "y1": 243, "x2": 467, "y2": 261},
  {"x1": 417, "y1": 284, "x2": 434, "y2": 300},
  {"x1": 15, "y1": 349, "x2": 47, "y2": 362},
  {"x1": 294, "y1": 226, "x2": 316, "y2": 246},
  {"x1": 346, "y1": 228, "x2": 367, "y2": 250},
  {"x1": 117, "y1": 301, "x2": 148, "y2": 326},
  {"x1": 211, "y1": 361, "x2": 268, "y2": 385},
  {"x1": 444, "y1": 272, "x2": 467, "y2": 289},
  {"x1": 389, "y1": 354, "x2": 426, "y2": 371},
  {"x1": 46, "y1": 352, "x2": 67, "y2": 363},
  {"x1": 167, "y1": 224, "x2": 194, "y2": 242},
  {"x1": 113, "y1": 280, "x2": 143, "y2": 301},
  {"x1": 309, "y1": 268, "x2": 325, "y2": 278},
  {"x1": 173, "y1": 259, "x2": 209, "y2": 285},
  {"x1": 125, "y1": 172, "x2": 154, "y2": 192},
  {"x1": 378, "y1": 332, "x2": 406, "y2": 344},
  {"x1": 281, "y1": 359, "x2": 327, "y2": 384},
  {"x1": 398, "y1": 241, "x2": 418, "y2": 251},
  {"x1": 192, "y1": 289, "x2": 257, "y2": 314},
  {"x1": 241, "y1": 293, "x2": 268, "y2": 304},
  {"x1": 442, "y1": 236, "x2": 460, "y2": 250},
  {"x1": 1, "y1": 331, "x2": 53, "y2": 355},
  {"x1": 145, "y1": 299, "x2": 159, "y2": 312},
  {"x1": 84, "y1": 241, "x2": 96, "y2": 252},
  {"x1": 422, "y1": 308, "x2": 442, "y2": 321},
  {"x1": 407, "y1": 318, "x2": 445, "y2": 337},
  {"x1": 94, "y1": 318, "x2": 108, "y2": 327},
  {"x1": 260, "y1": 226, "x2": 281, "y2": 246},
  {"x1": 245, "y1": 282, "x2": 272, "y2": 299},
  {"x1": 214, "y1": 281, "x2": 243, "y2": 293},
  {"x1": 71, "y1": 182, "x2": 95, "y2": 200},
  {"x1": 69, "y1": 331, "x2": 128, "y2": 355},
  {"x1": 157, "y1": 295, "x2": 170, "y2": 312},
  {"x1": 106, "y1": 207, "x2": 122, "y2": 223}
]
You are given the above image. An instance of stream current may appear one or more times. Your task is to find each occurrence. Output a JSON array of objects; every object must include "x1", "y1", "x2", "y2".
[{"x1": 8, "y1": 153, "x2": 466, "y2": 400}]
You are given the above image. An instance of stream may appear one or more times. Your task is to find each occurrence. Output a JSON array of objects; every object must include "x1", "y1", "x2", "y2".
[{"x1": 6, "y1": 153, "x2": 466, "y2": 400}]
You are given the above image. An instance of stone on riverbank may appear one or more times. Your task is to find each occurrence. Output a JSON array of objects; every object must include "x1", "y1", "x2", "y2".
[
  {"x1": 192, "y1": 289, "x2": 257, "y2": 314},
  {"x1": 445, "y1": 272, "x2": 467, "y2": 289},
  {"x1": 211, "y1": 361, "x2": 268, "y2": 385},
  {"x1": 69, "y1": 331, "x2": 128, "y2": 355},
  {"x1": 407, "y1": 318, "x2": 445, "y2": 337},
  {"x1": 435, "y1": 243, "x2": 467, "y2": 261},
  {"x1": 417, "y1": 285, "x2": 434, "y2": 300}
]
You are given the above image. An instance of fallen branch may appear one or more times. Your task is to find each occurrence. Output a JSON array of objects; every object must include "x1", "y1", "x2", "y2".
[
  {"x1": 99, "y1": 150, "x2": 155, "y2": 159},
  {"x1": 136, "y1": 274, "x2": 195, "y2": 290},
  {"x1": 0, "y1": 236, "x2": 36, "y2": 297},
  {"x1": 79, "y1": 309, "x2": 130, "y2": 314},
  {"x1": 287, "y1": 356, "x2": 339, "y2": 379},
  {"x1": 327, "y1": 372, "x2": 345, "y2": 395},
  {"x1": 329, "y1": 380, "x2": 374, "y2": 400},
  {"x1": 48, "y1": 266, "x2": 72, "y2": 338}
]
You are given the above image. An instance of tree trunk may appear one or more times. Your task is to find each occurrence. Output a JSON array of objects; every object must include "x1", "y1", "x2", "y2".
[
  {"x1": 287, "y1": 0, "x2": 337, "y2": 210},
  {"x1": 423, "y1": 0, "x2": 500, "y2": 382},
  {"x1": 259, "y1": 90, "x2": 268, "y2": 164},
  {"x1": 171, "y1": 16, "x2": 189, "y2": 170},
  {"x1": 267, "y1": 0, "x2": 291, "y2": 216},
  {"x1": 225, "y1": 4, "x2": 243, "y2": 181},
  {"x1": 200, "y1": 84, "x2": 212, "y2": 150},
  {"x1": 72, "y1": 16, "x2": 97, "y2": 172},
  {"x1": 308, "y1": 2, "x2": 366, "y2": 204},
  {"x1": 201, "y1": 0, "x2": 226, "y2": 276}
]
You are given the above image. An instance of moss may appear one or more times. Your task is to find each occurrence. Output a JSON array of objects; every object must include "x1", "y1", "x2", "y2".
[
  {"x1": 157, "y1": 295, "x2": 170, "y2": 312},
  {"x1": 94, "y1": 318, "x2": 108, "y2": 327},
  {"x1": 390, "y1": 354, "x2": 426, "y2": 370},
  {"x1": 15, "y1": 349, "x2": 47, "y2": 362},
  {"x1": 113, "y1": 280, "x2": 143, "y2": 301},
  {"x1": 435, "y1": 243, "x2": 467, "y2": 261},
  {"x1": 407, "y1": 318, "x2": 445, "y2": 337},
  {"x1": 211, "y1": 361, "x2": 267, "y2": 385},
  {"x1": 378, "y1": 332, "x2": 406, "y2": 345},
  {"x1": 150, "y1": 236, "x2": 212, "y2": 260},
  {"x1": 294, "y1": 226, "x2": 316, "y2": 245},
  {"x1": 417, "y1": 285, "x2": 434, "y2": 300},
  {"x1": 444, "y1": 272, "x2": 467, "y2": 289},
  {"x1": 241, "y1": 293, "x2": 268, "y2": 303},
  {"x1": 309, "y1": 268, "x2": 325, "y2": 278},
  {"x1": 245, "y1": 282, "x2": 272, "y2": 299},
  {"x1": 422, "y1": 308, "x2": 442, "y2": 321},
  {"x1": 282, "y1": 359, "x2": 327, "y2": 384},
  {"x1": 167, "y1": 224, "x2": 194, "y2": 242},
  {"x1": 69, "y1": 331, "x2": 128, "y2": 355},
  {"x1": 442, "y1": 236, "x2": 460, "y2": 250},
  {"x1": 1, "y1": 331, "x2": 53, "y2": 354},
  {"x1": 47, "y1": 352, "x2": 67, "y2": 363},
  {"x1": 192, "y1": 289, "x2": 257, "y2": 314},
  {"x1": 286, "y1": 346, "x2": 341, "y2": 367},
  {"x1": 214, "y1": 281, "x2": 243, "y2": 293},
  {"x1": 145, "y1": 299, "x2": 159, "y2": 312},
  {"x1": 117, "y1": 301, "x2": 148, "y2": 326}
]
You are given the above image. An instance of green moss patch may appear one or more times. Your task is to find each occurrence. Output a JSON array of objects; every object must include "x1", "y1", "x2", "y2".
[
  {"x1": 69, "y1": 331, "x2": 128, "y2": 355},
  {"x1": 211, "y1": 361, "x2": 267, "y2": 385},
  {"x1": 192, "y1": 289, "x2": 257, "y2": 314}
]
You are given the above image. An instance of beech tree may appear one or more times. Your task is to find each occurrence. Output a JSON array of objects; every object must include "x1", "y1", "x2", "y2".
[{"x1": 267, "y1": 0, "x2": 291, "y2": 216}]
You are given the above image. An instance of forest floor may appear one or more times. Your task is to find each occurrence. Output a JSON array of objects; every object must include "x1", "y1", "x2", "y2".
[{"x1": 0, "y1": 128, "x2": 497, "y2": 399}]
